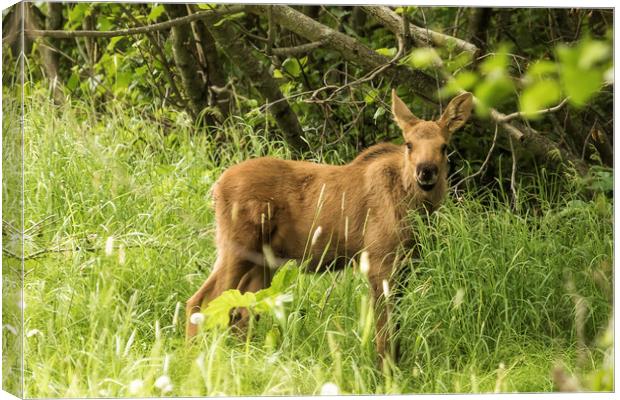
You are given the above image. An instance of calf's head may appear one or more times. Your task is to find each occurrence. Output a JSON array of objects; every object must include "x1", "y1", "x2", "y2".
[{"x1": 392, "y1": 89, "x2": 473, "y2": 192}]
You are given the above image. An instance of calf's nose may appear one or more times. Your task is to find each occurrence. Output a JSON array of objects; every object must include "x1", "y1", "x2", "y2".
[{"x1": 417, "y1": 163, "x2": 438, "y2": 182}]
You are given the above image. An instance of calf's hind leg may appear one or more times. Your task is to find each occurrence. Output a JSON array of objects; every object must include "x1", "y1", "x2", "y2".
[
  {"x1": 231, "y1": 265, "x2": 273, "y2": 332},
  {"x1": 185, "y1": 250, "x2": 253, "y2": 340}
]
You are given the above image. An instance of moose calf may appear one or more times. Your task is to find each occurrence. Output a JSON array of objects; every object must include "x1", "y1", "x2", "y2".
[{"x1": 186, "y1": 89, "x2": 473, "y2": 361}]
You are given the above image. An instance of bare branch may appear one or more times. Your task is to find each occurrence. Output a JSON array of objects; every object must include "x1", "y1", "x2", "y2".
[
  {"x1": 362, "y1": 6, "x2": 479, "y2": 55},
  {"x1": 498, "y1": 98, "x2": 570, "y2": 123},
  {"x1": 246, "y1": 5, "x2": 439, "y2": 103},
  {"x1": 271, "y1": 40, "x2": 325, "y2": 56}
]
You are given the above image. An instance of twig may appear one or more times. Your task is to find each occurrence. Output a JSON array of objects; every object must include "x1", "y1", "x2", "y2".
[
  {"x1": 452, "y1": 123, "x2": 499, "y2": 191},
  {"x1": 23, "y1": 5, "x2": 244, "y2": 39},
  {"x1": 499, "y1": 98, "x2": 570, "y2": 123},
  {"x1": 271, "y1": 40, "x2": 326, "y2": 56},
  {"x1": 508, "y1": 135, "x2": 518, "y2": 210}
]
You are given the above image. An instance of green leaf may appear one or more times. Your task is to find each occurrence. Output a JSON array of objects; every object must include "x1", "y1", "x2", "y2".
[
  {"x1": 525, "y1": 60, "x2": 557, "y2": 81},
  {"x1": 519, "y1": 80, "x2": 561, "y2": 118},
  {"x1": 373, "y1": 107, "x2": 386, "y2": 122},
  {"x1": 97, "y1": 15, "x2": 113, "y2": 31},
  {"x1": 114, "y1": 71, "x2": 133, "y2": 93},
  {"x1": 66, "y1": 72, "x2": 79, "y2": 91},
  {"x1": 479, "y1": 44, "x2": 511, "y2": 75},
  {"x1": 404, "y1": 48, "x2": 441, "y2": 69},
  {"x1": 257, "y1": 263, "x2": 298, "y2": 300},
  {"x1": 579, "y1": 40, "x2": 610, "y2": 69},
  {"x1": 474, "y1": 75, "x2": 513, "y2": 115},
  {"x1": 282, "y1": 58, "x2": 302, "y2": 78},
  {"x1": 376, "y1": 47, "x2": 396, "y2": 57},
  {"x1": 148, "y1": 5, "x2": 166, "y2": 21},
  {"x1": 107, "y1": 37, "x2": 124, "y2": 51},
  {"x1": 273, "y1": 69, "x2": 284, "y2": 79},
  {"x1": 444, "y1": 52, "x2": 473, "y2": 73},
  {"x1": 364, "y1": 89, "x2": 378, "y2": 105},
  {"x1": 441, "y1": 71, "x2": 479, "y2": 97},
  {"x1": 202, "y1": 289, "x2": 256, "y2": 329},
  {"x1": 556, "y1": 39, "x2": 610, "y2": 107},
  {"x1": 212, "y1": 12, "x2": 245, "y2": 27},
  {"x1": 67, "y1": 3, "x2": 91, "y2": 29},
  {"x1": 197, "y1": 4, "x2": 217, "y2": 10}
]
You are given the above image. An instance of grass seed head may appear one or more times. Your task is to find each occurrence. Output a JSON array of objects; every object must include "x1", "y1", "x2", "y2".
[
  {"x1": 311, "y1": 226, "x2": 323, "y2": 247},
  {"x1": 359, "y1": 251, "x2": 370, "y2": 275},
  {"x1": 105, "y1": 236, "x2": 114, "y2": 256}
]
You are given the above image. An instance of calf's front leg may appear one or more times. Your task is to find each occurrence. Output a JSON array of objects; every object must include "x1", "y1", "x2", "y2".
[{"x1": 367, "y1": 252, "x2": 398, "y2": 365}]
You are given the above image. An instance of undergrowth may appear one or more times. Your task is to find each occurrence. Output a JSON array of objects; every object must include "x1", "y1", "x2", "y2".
[{"x1": 5, "y1": 91, "x2": 613, "y2": 396}]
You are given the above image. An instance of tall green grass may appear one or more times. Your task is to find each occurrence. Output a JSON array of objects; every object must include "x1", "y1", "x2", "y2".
[{"x1": 15, "y1": 90, "x2": 612, "y2": 396}]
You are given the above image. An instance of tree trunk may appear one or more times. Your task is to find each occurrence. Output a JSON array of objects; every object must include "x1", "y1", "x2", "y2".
[
  {"x1": 186, "y1": 5, "x2": 231, "y2": 120},
  {"x1": 164, "y1": 4, "x2": 209, "y2": 120},
  {"x1": 205, "y1": 16, "x2": 308, "y2": 152},
  {"x1": 467, "y1": 8, "x2": 492, "y2": 54}
]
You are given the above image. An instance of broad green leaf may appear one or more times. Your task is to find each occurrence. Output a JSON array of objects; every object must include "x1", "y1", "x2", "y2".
[
  {"x1": 107, "y1": 37, "x2": 124, "y2": 51},
  {"x1": 97, "y1": 15, "x2": 113, "y2": 31},
  {"x1": 202, "y1": 289, "x2": 256, "y2": 329},
  {"x1": 66, "y1": 72, "x2": 79, "y2": 91},
  {"x1": 405, "y1": 48, "x2": 441, "y2": 69},
  {"x1": 519, "y1": 80, "x2": 561, "y2": 118},
  {"x1": 148, "y1": 5, "x2": 165, "y2": 21},
  {"x1": 282, "y1": 58, "x2": 302, "y2": 78},
  {"x1": 474, "y1": 75, "x2": 513, "y2": 115},
  {"x1": 525, "y1": 60, "x2": 557, "y2": 81},
  {"x1": 257, "y1": 263, "x2": 298, "y2": 301},
  {"x1": 114, "y1": 71, "x2": 133, "y2": 93},
  {"x1": 557, "y1": 45, "x2": 603, "y2": 107},
  {"x1": 479, "y1": 44, "x2": 511, "y2": 75},
  {"x1": 579, "y1": 40, "x2": 610, "y2": 69},
  {"x1": 273, "y1": 69, "x2": 284, "y2": 79}
]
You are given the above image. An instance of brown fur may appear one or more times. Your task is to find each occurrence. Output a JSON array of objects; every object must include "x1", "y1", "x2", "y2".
[{"x1": 186, "y1": 90, "x2": 473, "y2": 362}]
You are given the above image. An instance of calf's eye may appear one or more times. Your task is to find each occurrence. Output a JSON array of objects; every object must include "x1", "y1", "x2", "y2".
[{"x1": 406, "y1": 142, "x2": 413, "y2": 152}]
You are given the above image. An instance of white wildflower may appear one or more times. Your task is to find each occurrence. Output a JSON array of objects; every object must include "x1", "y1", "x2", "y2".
[
  {"x1": 105, "y1": 236, "x2": 114, "y2": 256},
  {"x1": 128, "y1": 379, "x2": 143, "y2": 395},
  {"x1": 359, "y1": 251, "x2": 370, "y2": 275},
  {"x1": 320, "y1": 382, "x2": 339, "y2": 395},
  {"x1": 190, "y1": 312, "x2": 205, "y2": 326},
  {"x1": 311, "y1": 226, "x2": 323, "y2": 246},
  {"x1": 154, "y1": 375, "x2": 171, "y2": 391}
]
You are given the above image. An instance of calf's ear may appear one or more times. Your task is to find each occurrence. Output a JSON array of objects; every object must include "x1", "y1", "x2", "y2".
[
  {"x1": 439, "y1": 92, "x2": 473, "y2": 139},
  {"x1": 391, "y1": 89, "x2": 420, "y2": 131}
]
